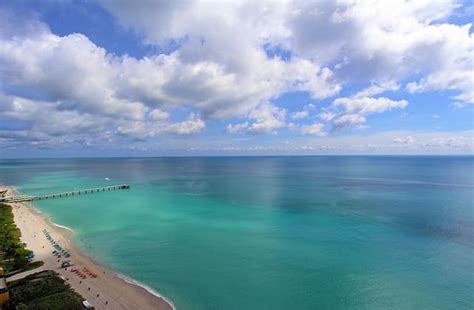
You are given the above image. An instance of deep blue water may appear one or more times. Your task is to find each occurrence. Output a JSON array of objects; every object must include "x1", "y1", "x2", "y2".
[{"x1": 1, "y1": 156, "x2": 473, "y2": 309}]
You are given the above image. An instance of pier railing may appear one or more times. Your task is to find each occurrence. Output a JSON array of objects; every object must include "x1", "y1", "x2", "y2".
[{"x1": 0, "y1": 184, "x2": 130, "y2": 203}]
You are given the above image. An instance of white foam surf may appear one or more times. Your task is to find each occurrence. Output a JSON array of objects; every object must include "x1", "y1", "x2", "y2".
[
  {"x1": 116, "y1": 273, "x2": 176, "y2": 309},
  {"x1": 52, "y1": 222, "x2": 74, "y2": 232}
]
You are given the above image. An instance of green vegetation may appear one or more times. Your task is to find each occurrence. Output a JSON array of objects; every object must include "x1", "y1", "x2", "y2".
[
  {"x1": 0, "y1": 205, "x2": 86, "y2": 309},
  {"x1": 0, "y1": 204, "x2": 41, "y2": 274},
  {"x1": 7, "y1": 270, "x2": 87, "y2": 310}
]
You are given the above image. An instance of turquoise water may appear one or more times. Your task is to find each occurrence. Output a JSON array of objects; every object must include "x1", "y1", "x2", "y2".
[{"x1": 1, "y1": 157, "x2": 473, "y2": 309}]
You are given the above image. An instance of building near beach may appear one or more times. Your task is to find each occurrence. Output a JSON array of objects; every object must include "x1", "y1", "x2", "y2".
[{"x1": 0, "y1": 268, "x2": 9, "y2": 306}]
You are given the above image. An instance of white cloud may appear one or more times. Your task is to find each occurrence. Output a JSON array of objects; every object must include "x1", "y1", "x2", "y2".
[
  {"x1": 116, "y1": 122, "x2": 152, "y2": 139},
  {"x1": 0, "y1": 9, "x2": 341, "y2": 129},
  {"x1": 319, "y1": 111, "x2": 336, "y2": 122},
  {"x1": 333, "y1": 113, "x2": 367, "y2": 129},
  {"x1": 290, "y1": 110, "x2": 309, "y2": 120},
  {"x1": 0, "y1": 32, "x2": 147, "y2": 120},
  {"x1": 0, "y1": 92, "x2": 204, "y2": 147},
  {"x1": 149, "y1": 109, "x2": 169, "y2": 121},
  {"x1": 404, "y1": 23, "x2": 474, "y2": 104},
  {"x1": 333, "y1": 97, "x2": 408, "y2": 114},
  {"x1": 290, "y1": 103, "x2": 316, "y2": 120},
  {"x1": 327, "y1": 83, "x2": 409, "y2": 130},
  {"x1": 247, "y1": 104, "x2": 287, "y2": 134},
  {"x1": 96, "y1": 1, "x2": 341, "y2": 119},
  {"x1": 451, "y1": 101, "x2": 469, "y2": 109},
  {"x1": 300, "y1": 123, "x2": 325, "y2": 135},
  {"x1": 165, "y1": 113, "x2": 206, "y2": 135},
  {"x1": 421, "y1": 135, "x2": 473, "y2": 149},
  {"x1": 353, "y1": 81, "x2": 400, "y2": 98},
  {"x1": 0, "y1": 0, "x2": 472, "y2": 153},
  {"x1": 226, "y1": 122, "x2": 249, "y2": 134},
  {"x1": 97, "y1": 0, "x2": 472, "y2": 115},
  {"x1": 0, "y1": 11, "x2": 339, "y2": 147},
  {"x1": 116, "y1": 113, "x2": 205, "y2": 139},
  {"x1": 0, "y1": 93, "x2": 117, "y2": 149},
  {"x1": 137, "y1": 131, "x2": 474, "y2": 155},
  {"x1": 224, "y1": 104, "x2": 288, "y2": 135},
  {"x1": 286, "y1": 0, "x2": 472, "y2": 103},
  {"x1": 392, "y1": 136, "x2": 417, "y2": 145}
]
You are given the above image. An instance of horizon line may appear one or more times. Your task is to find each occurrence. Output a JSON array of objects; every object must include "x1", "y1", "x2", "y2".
[{"x1": 1, "y1": 154, "x2": 474, "y2": 160}]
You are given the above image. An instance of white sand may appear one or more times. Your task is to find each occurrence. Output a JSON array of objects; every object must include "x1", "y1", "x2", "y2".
[{"x1": 2, "y1": 186, "x2": 174, "y2": 310}]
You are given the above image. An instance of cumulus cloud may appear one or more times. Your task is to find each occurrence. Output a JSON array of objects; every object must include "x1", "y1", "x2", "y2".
[
  {"x1": 225, "y1": 104, "x2": 288, "y2": 135},
  {"x1": 119, "y1": 53, "x2": 339, "y2": 120},
  {"x1": 247, "y1": 104, "x2": 287, "y2": 134},
  {"x1": 332, "y1": 113, "x2": 367, "y2": 129},
  {"x1": 149, "y1": 109, "x2": 169, "y2": 121},
  {"x1": 0, "y1": 93, "x2": 116, "y2": 150},
  {"x1": 97, "y1": 0, "x2": 342, "y2": 119},
  {"x1": 288, "y1": 1, "x2": 472, "y2": 92},
  {"x1": 319, "y1": 111, "x2": 336, "y2": 122},
  {"x1": 290, "y1": 103, "x2": 315, "y2": 120},
  {"x1": 334, "y1": 96, "x2": 408, "y2": 115},
  {"x1": 0, "y1": 32, "x2": 147, "y2": 120},
  {"x1": 404, "y1": 23, "x2": 474, "y2": 104},
  {"x1": 165, "y1": 113, "x2": 206, "y2": 135},
  {"x1": 290, "y1": 110, "x2": 309, "y2": 120},
  {"x1": 0, "y1": 6, "x2": 341, "y2": 148},
  {"x1": 300, "y1": 123, "x2": 325, "y2": 135},
  {"x1": 0, "y1": 0, "x2": 472, "y2": 153},
  {"x1": 324, "y1": 83, "x2": 409, "y2": 130},
  {"x1": 226, "y1": 122, "x2": 249, "y2": 134},
  {"x1": 97, "y1": 0, "x2": 471, "y2": 114},
  {"x1": 116, "y1": 113, "x2": 205, "y2": 139}
]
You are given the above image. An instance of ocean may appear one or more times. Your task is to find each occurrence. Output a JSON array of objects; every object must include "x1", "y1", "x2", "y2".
[{"x1": 1, "y1": 156, "x2": 473, "y2": 309}]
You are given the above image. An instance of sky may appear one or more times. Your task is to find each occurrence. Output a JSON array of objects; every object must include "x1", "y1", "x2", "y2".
[{"x1": 0, "y1": 0, "x2": 473, "y2": 158}]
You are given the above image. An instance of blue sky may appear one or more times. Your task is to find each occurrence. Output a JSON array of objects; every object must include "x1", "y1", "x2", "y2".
[{"x1": 0, "y1": 0, "x2": 473, "y2": 158}]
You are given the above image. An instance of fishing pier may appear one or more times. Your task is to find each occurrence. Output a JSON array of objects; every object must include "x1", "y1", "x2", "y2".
[{"x1": 0, "y1": 184, "x2": 130, "y2": 203}]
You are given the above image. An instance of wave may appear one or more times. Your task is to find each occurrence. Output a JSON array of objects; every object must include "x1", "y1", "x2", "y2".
[
  {"x1": 315, "y1": 175, "x2": 474, "y2": 188},
  {"x1": 116, "y1": 273, "x2": 176, "y2": 309},
  {"x1": 52, "y1": 222, "x2": 74, "y2": 232}
]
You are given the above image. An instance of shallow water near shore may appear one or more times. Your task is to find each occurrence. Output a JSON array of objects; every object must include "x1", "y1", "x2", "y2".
[{"x1": 1, "y1": 156, "x2": 473, "y2": 309}]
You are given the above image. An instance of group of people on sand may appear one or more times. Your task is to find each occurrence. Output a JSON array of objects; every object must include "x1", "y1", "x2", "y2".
[
  {"x1": 70, "y1": 267, "x2": 97, "y2": 279},
  {"x1": 42, "y1": 229, "x2": 99, "y2": 277},
  {"x1": 42, "y1": 229, "x2": 71, "y2": 258},
  {"x1": 41, "y1": 229, "x2": 111, "y2": 307}
]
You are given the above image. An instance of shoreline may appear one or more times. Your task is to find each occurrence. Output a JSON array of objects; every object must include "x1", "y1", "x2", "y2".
[{"x1": 1, "y1": 185, "x2": 175, "y2": 310}]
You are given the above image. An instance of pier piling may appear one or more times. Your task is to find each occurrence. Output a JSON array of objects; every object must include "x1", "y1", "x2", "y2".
[{"x1": 0, "y1": 184, "x2": 130, "y2": 203}]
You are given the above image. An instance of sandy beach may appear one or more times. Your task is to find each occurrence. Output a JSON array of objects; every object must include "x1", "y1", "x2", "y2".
[{"x1": 1, "y1": 185, "x2": 174, "y2": 310}]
